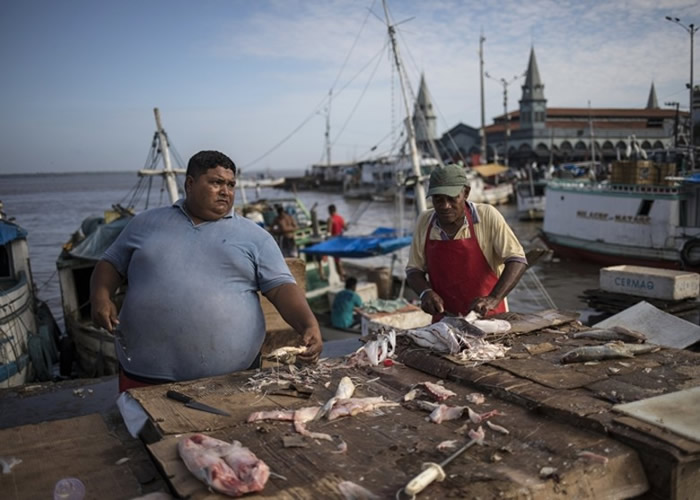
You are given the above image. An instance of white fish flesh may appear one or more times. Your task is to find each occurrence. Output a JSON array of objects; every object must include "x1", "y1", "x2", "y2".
[
  {"x1": 468, "y1": 425, "x2": 486, "y2": 445},
  {"x1": 423, "y1": 381, "x2": 457, "y2": 401},
  {"x1": 466, "y1": 393, "x2": 485, "y2": 405},
  {"x1": 327, "y1": 397, "x2": 399, "y2": 421},
  {"x1": 293, "y1": 407, "x2": 333, "y2": 441},
  {"x1": 429, "y1": 404, "x2": 464, "y2": 424},
  {"x1": 437, "y1": 440, "x2": 459, "y2": 451},
  {"x1": 465, "y1": 311, "x2": 511, "y2": 334},
  {"x1": 247, "y1": 407, "x2": 333, "y2": 441},
  {"x1": 264, "y1": 346, "x2": 307, "y2": 364},
  {"x1": 486, "y1": 420, "x2": 510, "y2": 435},
  {"x1": 177, "y1": 434, "x2": 270, "y2": 497}
]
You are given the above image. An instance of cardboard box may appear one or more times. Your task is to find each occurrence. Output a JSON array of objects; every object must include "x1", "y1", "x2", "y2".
[
  {"x1": 600, "y1": 265, "x2": 700, "y2": 301},
  {"x1": 361, "y1": 305, "x2": 432, "y2": 336}
]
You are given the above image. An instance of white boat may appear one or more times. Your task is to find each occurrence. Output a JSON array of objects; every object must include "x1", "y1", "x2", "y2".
[
  {"x1": 466, "y1": 165, "x2": 514, "y2": 205},
  {"x1": 540, "y1": 156, "x2": 700, "y2": 270},
  {"x1": 1, "y1": 213, "x2": 59, "y2": 386},
  {"x1": 237, "y1": 176, "x2": 286, "y2": 188},
  {"x1": 343, "y1": 156, "x2": 440, "y2": 201},
  {"x1": 56, "y1": 108, "x2": 184, "y2": 376},
  {"x1": 515, "y1": 178, "x2": 547, "y2": 220}
]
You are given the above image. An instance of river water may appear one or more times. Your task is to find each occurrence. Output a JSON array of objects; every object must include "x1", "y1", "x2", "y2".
[{"x1": 0, "y1": 171, "x2": 601, "y2": 330}]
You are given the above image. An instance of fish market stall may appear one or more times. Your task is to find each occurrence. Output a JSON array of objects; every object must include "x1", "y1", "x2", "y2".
[
  {"x1": 123, "y1": 309, "x2": 700, "y2": 499},
  {"x1": 1, "y1": 309, "x2": 699, "y2": 499}
]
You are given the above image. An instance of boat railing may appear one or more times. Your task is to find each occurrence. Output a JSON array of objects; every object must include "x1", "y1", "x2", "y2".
[{"x1": 548, "y1": 178, "x2": 683, "y2": 196}]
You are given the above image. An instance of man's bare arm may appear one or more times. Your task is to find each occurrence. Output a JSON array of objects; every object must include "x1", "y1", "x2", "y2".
[
  {"x1": 89, "y1": 260, "x2": 124, "y2": 332},
  {"x1": 265, "y1": 283, "x2": 322, "y2": 363}
]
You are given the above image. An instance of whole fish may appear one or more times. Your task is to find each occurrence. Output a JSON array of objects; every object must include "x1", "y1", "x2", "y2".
[
  {"x1": 561, "y1": 342, "x2": 660, "y2": 364},
  {"x1": 571, "y1": 326, "x2": 646, "y2": 343},
  {"x1": 178, "y1": 434, "x2": 270, "y2": 497}
]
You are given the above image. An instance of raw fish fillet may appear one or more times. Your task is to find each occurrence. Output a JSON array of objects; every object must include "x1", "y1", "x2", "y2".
[{"x1": 178, "y1": 434, "x2": 270, "y2": 497}]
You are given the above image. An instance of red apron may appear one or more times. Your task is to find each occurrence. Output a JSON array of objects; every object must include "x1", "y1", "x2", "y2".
[{"x1": 425, "y1": 206, "x2": 506, "y2": 322}]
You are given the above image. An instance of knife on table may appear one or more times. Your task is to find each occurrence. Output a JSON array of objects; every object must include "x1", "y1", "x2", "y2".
[{"x1": 166, "y1": 390, "x2": 231, "y2": 417}]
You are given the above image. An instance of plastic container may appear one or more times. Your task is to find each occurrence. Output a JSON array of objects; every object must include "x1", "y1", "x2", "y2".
[{"x1": 53, "y1": 477, "x2": 86, "y2": 500}]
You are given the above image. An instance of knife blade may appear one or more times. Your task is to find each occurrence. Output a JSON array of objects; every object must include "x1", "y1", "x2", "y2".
[{"x1": 166, "y1": 390, "x2": 231, "y2": 417}]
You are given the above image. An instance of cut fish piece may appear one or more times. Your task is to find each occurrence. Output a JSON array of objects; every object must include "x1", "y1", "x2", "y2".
[{"x1": 178, "y1": 434, "x2": 269, "y2": 497}]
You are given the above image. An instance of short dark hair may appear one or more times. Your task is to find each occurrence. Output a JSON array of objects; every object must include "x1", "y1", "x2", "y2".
[
  {"x1": 329, "y1": 204, "x2": 336, "y2": 213},
  {"x1": 186, "y1": 150, "x2": 236, "y2": 179},
  {"x1": 345, "y1": 276, "x2": 357, "y2": 289}
]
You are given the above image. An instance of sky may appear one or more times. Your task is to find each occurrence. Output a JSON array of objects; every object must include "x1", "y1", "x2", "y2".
[{"x1": 1, "y1": 0, "x2": 699, "y2": 176}]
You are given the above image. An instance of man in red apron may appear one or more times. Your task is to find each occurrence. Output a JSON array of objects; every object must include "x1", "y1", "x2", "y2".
[{"x1": 406, "y1": 164, "x2": 527, "y2": 321}]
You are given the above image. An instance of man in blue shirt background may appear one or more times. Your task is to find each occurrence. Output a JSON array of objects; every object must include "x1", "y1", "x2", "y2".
[{"x1": 331, "y1": 277, "x2": 364, "y2": 329}]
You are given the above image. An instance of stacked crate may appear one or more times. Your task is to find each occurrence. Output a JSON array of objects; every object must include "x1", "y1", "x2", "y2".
[
  {"x1": 655, "y1": 162, "x2": 677, "y2": 186},
  {"x1": 610, "y1": 160, "x2": 658, "y2": 185}
]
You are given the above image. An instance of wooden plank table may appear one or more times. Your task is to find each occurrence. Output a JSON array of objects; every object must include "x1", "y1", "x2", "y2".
[{"x1": 127, "y1": 310, "x2": 700, "y2": 499}]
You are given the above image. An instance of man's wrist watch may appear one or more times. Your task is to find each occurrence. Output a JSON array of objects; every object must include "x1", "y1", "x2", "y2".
[{"x1": 419, "y1": 288, "x2": 432, "y2": 300}]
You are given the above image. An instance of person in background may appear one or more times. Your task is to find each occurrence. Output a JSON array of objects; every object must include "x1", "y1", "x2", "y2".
[
  {"x1": 327, "y1": 204, "x2": 347, "y2": 280},
  {"x1": 90, "y1": 150, "x2": 322, "y2": 392},
  {"x1": 271, "y1": 204, "x2": 299, "y2": 257},
  {"x1": 331, "y1": 277, "x2": 363, "y2": 329},
  {"x1": 406, "y1": 164, "x2": 528, "y2": 321}
]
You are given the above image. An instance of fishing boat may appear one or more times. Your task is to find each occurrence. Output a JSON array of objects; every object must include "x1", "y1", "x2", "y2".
[
  {"x1": 343, "y1": 155, "x2": 440, "y2": 201},
  {"x1": 467, "y1": 164, "x2": 514, "y2": 205},
  {"x1": 515, "y1": 179, "x2": 546, "y2": 220},
  {"x1": 515, "y1": 164, "x2": 547, "y2": 220},
  {"x1": 56, "y1": 108, "x2": 184, "y2": 376},
  {"x1": 0, "y1": 211, "x2": 59, "y2": 386},
  {"x1": 540, "y1": 153, "x2": 700, "y2": 270}
]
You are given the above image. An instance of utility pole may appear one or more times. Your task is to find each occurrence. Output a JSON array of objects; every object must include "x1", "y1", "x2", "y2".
[
  {"x1": 479, "y1": 32, "x2": 487, "y2": 164},
  {"x1": 665, "y1": 16, "x2": 698, "y2": 169},
  {"x1": 666, "y1": 101, "x2": 680, "y2": 148},
  {"x1": 486, "y1": 72, "x2": 520, "y2": 166}
]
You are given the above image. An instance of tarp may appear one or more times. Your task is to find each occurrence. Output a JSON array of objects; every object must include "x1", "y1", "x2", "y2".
[
  {"x1": 0, "y1": 220, "x2": 27, "y2": 246},
  {"x1": 300, "y1": 227, "x2": 412, "y2": 258},
  {"x1": 472, "y1": 164, "x2": 510, "y2": 177},
  {"x1": 69, "y1": 216, "x2": 132, "y2": 261}
]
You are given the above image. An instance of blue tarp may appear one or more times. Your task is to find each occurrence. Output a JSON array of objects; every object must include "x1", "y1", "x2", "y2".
[
  {"x1": 300, "y1": 227, "x2": 412, "y2": 258},
  {"x1": 0, "y1": 220, "x2": 28, "y2": 246},
  {"x1": 684, "y1": 173, "x2": 700, "y2": 184}
]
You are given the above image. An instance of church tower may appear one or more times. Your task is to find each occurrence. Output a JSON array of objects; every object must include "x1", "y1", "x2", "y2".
[
  {"x1": 413, "y1": 73, "x2": 437, "y2": 155},
  {"x1": 519, "y1": 47, "x2": 547, "y2": 130},
  {"x1": 646, "y1": 82, "x2": 659, "y2": 109}
]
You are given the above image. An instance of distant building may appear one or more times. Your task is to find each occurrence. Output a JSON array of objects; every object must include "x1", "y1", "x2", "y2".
[
  {"x1": 413, "y1": 73, "x2": 438, "y2": 156},
  {"x1": 442, "y1": 47, "x2": 689, "y2": 167}
]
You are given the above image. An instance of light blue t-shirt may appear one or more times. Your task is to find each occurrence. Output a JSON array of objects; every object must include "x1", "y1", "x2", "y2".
[
  {"x1": 102, "y1": 200, "x2": 295, "y2": 381},
  {"x1": 331, "y1": 289, "x2": 363, "y2": 329}
]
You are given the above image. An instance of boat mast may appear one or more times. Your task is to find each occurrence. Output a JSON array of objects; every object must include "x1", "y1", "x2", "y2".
[
  {"x1": 153, "y1": 107, "x2": 180, "y2": 203},
  {"x1": 326, "y1": 89, "x2": 332, "y2": 167},
  {"x1": 588, "y1": 100, "x2": 596, "y2": 167},
  {"x1": 382, "y1": 0, "x2": 427, "y2": 214},
  {"x1": 479, "y1": 31, "x2": 487, "y2": 164}
]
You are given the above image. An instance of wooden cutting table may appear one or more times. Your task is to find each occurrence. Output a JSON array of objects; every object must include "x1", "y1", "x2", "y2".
[{"x1": 127, "y1": 310, "x2": 700, "y2": 499}]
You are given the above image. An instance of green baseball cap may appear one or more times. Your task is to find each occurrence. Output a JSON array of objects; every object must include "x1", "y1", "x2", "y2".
[{"x1": 427, "y1": 164, "x2": 467, "y2": 197}]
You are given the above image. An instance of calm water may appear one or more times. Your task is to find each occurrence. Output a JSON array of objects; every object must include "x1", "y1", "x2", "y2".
[{"x1": 0, "y1": 172, "x2": 600, "y2": 330}]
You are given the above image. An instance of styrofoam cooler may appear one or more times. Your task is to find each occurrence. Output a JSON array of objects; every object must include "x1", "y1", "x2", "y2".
[{"x1": 599, "y1": 265, "x2": 700, "y2": 301}]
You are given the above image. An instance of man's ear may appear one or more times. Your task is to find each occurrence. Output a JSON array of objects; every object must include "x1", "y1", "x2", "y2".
[
  {"x1": 184, "y1": 175, "x2": 194, "y2": 194},
  {"x1": 463, "y1": 186, "x2": 471, "y2": 199}
]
